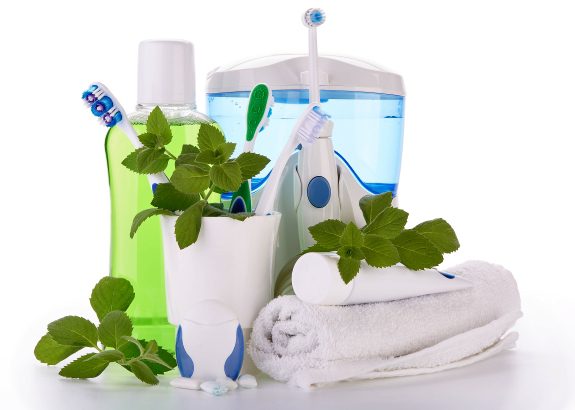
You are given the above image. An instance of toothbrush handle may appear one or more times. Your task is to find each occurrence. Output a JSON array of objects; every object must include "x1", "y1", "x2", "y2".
[
  {"x1": 255, "y1": 137, "x2": 297, "y2": 215},
  {"x1": 296, "y1": 125, "x2": 340, "y2": 249},
  {"x1": 309, "y1": 28, "x2": 320, "y2": 105},
  {"x1": 118, "y1": 122, "x2": 170, "y2": 187}
]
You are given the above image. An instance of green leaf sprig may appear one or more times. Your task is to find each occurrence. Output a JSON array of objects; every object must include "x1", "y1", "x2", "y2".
[
  {"x1": 123, "y1": 107, "x2": 270, "y2": 249},
  {"x1": 34, "y1": 277, "x2": 176, "y2": 385},
  {"x1": 304, "y1": 192, "x2": 460, "y2": 284}
]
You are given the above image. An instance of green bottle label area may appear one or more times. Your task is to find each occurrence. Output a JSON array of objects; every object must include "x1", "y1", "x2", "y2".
[{"x1": 105, "y1": 120, "x2": 209, "y2": 350}]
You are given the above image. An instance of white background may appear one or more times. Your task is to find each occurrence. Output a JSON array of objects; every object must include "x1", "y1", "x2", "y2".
[{"x1": 1, "y1": 0, "x2": 574, "y2": 408}]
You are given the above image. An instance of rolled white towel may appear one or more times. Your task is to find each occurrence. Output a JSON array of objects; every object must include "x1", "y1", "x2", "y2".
[{"x1": 249, "y1": 260, "x2": 521, "y2": 388}]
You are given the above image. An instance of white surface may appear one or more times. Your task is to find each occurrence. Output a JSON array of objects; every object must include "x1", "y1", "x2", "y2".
[
  {"x1": 137, "y1": 40, "x2": 196, "y2": 105},
  {"x1": 1, "y1": 0, "x2": 575, "y2": 408},
  {"x1": 206, "y1": 55, "x2": 405, "y2": 95}
]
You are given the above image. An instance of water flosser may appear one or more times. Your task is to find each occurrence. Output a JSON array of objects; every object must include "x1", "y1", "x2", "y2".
[
  {"x1": 297, "y1": 9, "x2": 341, "y2": 248},
  {"x1": 105, "y1": 40, "x2": 213, "y2": 348}
]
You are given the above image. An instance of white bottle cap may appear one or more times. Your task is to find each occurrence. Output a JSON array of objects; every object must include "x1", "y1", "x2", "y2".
[{"x1": 138, "y1": 40, "x2": 196, "y2": 105}]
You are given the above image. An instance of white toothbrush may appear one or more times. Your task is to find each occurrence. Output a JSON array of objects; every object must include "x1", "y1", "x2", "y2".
[
  {"x1": 303, "y1": 8, "x2": 324, "y2": 106},
  {"x1": 296, "y1": 8, "x2": 341, "y2": 248},
  {"x1": 82, "y1": 82, "x2": 169, "y2": 188},
  {"x1": 255, "y1": 105, "x2": 329, "y2": 215}
]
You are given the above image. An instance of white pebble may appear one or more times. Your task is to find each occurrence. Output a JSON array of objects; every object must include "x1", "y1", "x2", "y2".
[
  {"x1": 170, "y1": 377, "x2": 202, "y2": 390},
  {"x1": 216, "y1": 377, "x2": 238, "y2": 390},
  {"x1": 200, "y1": 381, "x2": 229, "y2": 396},
  {"x1": 238, "y1": 374, "x2": 258, "y2": 389}
]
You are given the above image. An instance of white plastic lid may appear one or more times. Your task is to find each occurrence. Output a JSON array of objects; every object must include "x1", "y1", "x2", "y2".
[
  {"x1": 138, "y1": 40, "x2": 196, "y2": 105},
  {"x1": 206, "y1": 54, "x2": 404, "y2": 96}
]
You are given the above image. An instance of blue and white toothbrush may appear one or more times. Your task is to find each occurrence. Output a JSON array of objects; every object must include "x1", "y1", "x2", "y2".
[
  {"x1": 255, "y1": 104, "x2": 329, "y2": 215},
  {"x1": 82, "y1": 82, "x2": 169, "y2": 188},
  {"x1": 255, "y1": 10, "x2": 332, "y2": 216},
  {"x1": 296, "y1": 8, "x2": 341, "y2": 248}
]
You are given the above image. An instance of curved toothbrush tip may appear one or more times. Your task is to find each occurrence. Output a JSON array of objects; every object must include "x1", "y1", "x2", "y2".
[{"x1": 303, "y1": 8, "x2": 326, "y2": 27}]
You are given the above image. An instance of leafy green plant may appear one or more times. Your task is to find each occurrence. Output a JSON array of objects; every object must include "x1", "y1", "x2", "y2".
[
  {"x1": 304, "y1": 192, "x2": 460, "y2": 284},
  {"x1": 34, "y1": 277, "x2": 176, "y2": 385},
  {"x1": 124, "y1": 107, "x2": 270, "y2": 249}
]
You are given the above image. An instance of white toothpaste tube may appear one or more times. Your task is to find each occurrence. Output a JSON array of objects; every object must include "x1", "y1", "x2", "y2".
[{"x1": 292, "y1": 253, "x2": 473, "y2": 305}]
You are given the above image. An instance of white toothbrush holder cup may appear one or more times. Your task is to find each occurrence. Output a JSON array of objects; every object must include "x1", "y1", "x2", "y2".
[{"x1": 160, "y1": 213, "x2": 281, "y2": 329}]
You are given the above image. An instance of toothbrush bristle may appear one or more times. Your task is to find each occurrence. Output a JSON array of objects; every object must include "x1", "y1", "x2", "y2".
[
  {"x1": 303, "y1": 8, "x2": 325, "y2": 27},
  {"x1": 83, "y1": 83, "x2": 125, "y2": 128},
  {"x1": 297, "y1": 106, "x2": 330, "y2": 144}
]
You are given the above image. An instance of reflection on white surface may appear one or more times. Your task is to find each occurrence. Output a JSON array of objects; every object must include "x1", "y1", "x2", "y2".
[{"x1": 13, "y1": 348, "x2": 575, "y2": 410}]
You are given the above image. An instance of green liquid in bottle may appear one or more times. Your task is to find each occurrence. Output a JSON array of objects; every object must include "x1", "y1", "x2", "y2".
[{"x1": 105, "y1": 107, "x2": 213, "y2": 350}]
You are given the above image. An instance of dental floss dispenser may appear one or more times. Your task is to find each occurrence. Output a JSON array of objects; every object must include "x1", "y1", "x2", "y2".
[
  {"x1": 175, "y1": 300, "x2": 244, "y2": 381},
  {"x1": 206, "y1": 55, "x2": 405, "y2": 277}
]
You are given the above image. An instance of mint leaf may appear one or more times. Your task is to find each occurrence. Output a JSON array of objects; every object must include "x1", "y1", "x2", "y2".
[
  {"x1": 202, "y1": 204, "x2": 228, "y2": 217},
  {"x1": 136, "y1": 148, "x2": 170, "y2": 174},
  {"x1": 197, "y1": 142, "x2": 237, "y2": 165},
  {"x1": 171, "y1": 164, "x2": 211, "y2": 194},
  {"x1": 336, "y1": 223, "x2": 365, "y2": 276},
  {"x1": 34, "y1": 333, "x2": 82, "y2": 365},
  {"x1": 121, "y1": 148, "x2": 144, "y2": 172},
  {"x1": 87, "y1": 349, "x2": 125, "y2": 363},
  {"x1": 359, "y1": 192, "x2": 393, "y2": 224},
  {"x1": 130, "y1": 208, "x2": 174, "y2": 238},
  {"x1": 209, "y1": 162, "x2": 243, "y2": 192},
  {"x1": 176, "y1": 145, "x2": 200, "y2": 165},
  {"x1": 337, "y1": 256, "x2": 361, "y2": 284},
  {"x1": 90, "y1": 277, "x2": 135, "y2": 320},
  {"x1": 149, "y1": 344, "x2": 177, "y2": 372},
  {"x1": 47, "y1": 316, "x2": 98, "y2": 348},
  {"x1": 337, "y1": 245, "x2": 365, "y2": 260},
  {"x1": 308, "y1": 219, "x2": 346, "y2": 249},
  {"x1": 392, "y1": 230, "x2": 444, "y2": 270},
  {"x1": 301, "y1": 244, "x2": 333, "y2": 254},
  {"x1": 120, "y1": 340, "x2": 176, "y2": 375},
  {"x1": 198, "y1": 123, "x2": 225, "y2": 152},
  {"x1": 235, "y1": 152, "x2": 270, "y2": 180},
  {"x1": 195, "y1": 149, "x2": 219, "y2": 164},
  {"x1": 98, "y1": 311, "x2": 133, "y2": 349},
  {"x1": 146, "y1": 106, "x2": 172, "y2": 146},
  {"x1": 138, "y1": 133, "x2": 163, "y2": 149},
  {"x1": 59, "y1": 353, "x2": 109, "y2": 379},
  {"x1": 181, "y1": 144, "x2": 200, "y2": 155},
  {"x1": 130, "y1": 360, "x2": 159, "y2": 385},
  {"x1": 363, "y1": 207, "x2": 408, "y2": 239},
  {"x1": 340, "y1": 222, "x2": 364, "y2": 247},
  {"x1": 216, "y1": 142, "x2": 236, "y2": 162},
  {"x1": 227, "y1": 212, "x2": 254, "y2": 221},
  {"x1": 121, "y1": 336, "x2": 145, "y2": 355},
  {"x1": 143, "y1": 340, "x2": 158, "y2": 356},
  {"x1": 413, "y1": 218, "x2": 460, "y2": 254},
  {"x1": 122, "y1": 147, "x2": 170, "y2": 174},
  {"x1": 175, "y1": 153, "x2": 198, "y2": 166},
  {"x1": 175, "y1": 200, "x2": 206, "y2": 249},
  {"x1": 142, "y1": 353, "x2": 173, "y2": 370},
  {"x1": 361, "y1": 234, "x2": 400, "y2": 268},
  {"x1": 151, "y1": 183, "x2": 200, "y2": 211}
]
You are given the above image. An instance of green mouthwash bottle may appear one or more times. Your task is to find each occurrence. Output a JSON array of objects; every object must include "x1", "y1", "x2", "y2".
[{"x1": 105, "y1": 40, "x2": 213, "y2": 349}]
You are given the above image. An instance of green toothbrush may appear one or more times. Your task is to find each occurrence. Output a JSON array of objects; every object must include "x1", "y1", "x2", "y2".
[{"x1": 230, "y1": 83, "x2": 273, "y2": 213}]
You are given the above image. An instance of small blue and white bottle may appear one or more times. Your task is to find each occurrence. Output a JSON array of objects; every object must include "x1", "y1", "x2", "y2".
[{"x1": 175, "y1": 299, "x2": 244, "y2": 381}]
